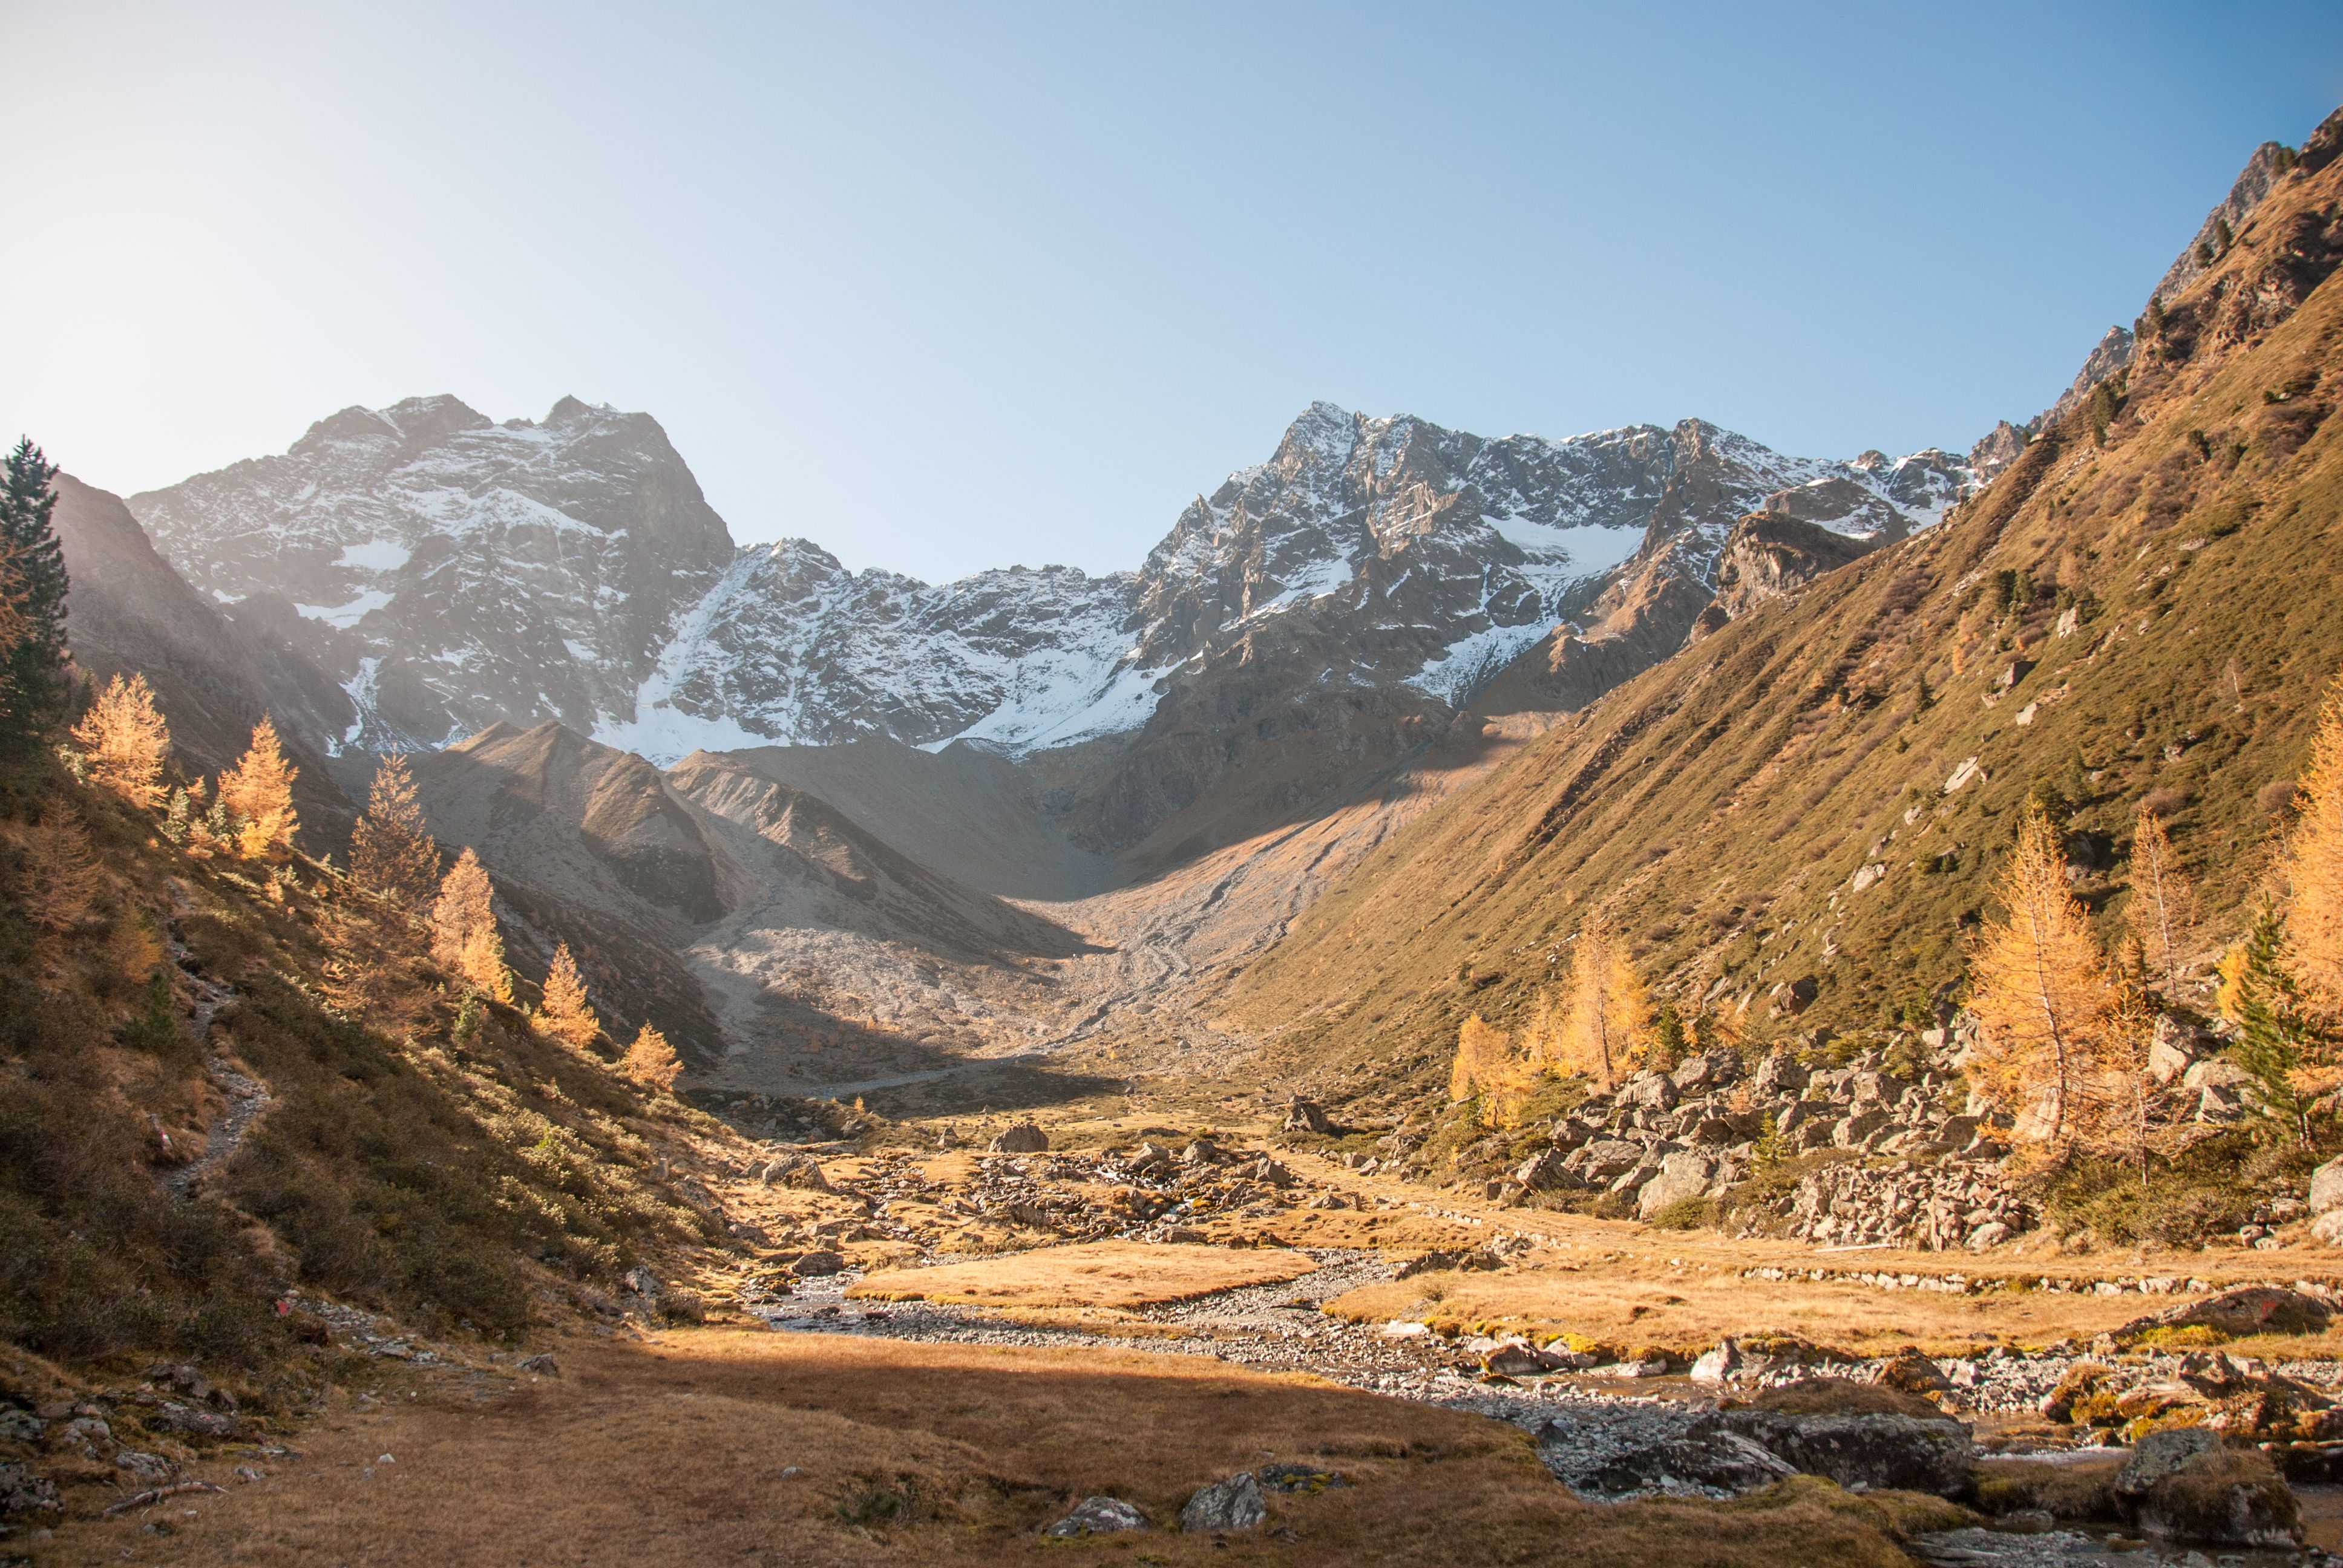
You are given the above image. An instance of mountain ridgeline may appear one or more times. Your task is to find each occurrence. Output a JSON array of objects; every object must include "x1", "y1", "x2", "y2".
[{"x1": 127, "y1": 394, "x2": 1972, "y2": 863}]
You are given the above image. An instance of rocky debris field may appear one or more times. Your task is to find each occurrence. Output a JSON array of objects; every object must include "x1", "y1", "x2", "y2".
[{"x1": 1403, "y1": 1014, "x2": 2291, "y2": 1252}]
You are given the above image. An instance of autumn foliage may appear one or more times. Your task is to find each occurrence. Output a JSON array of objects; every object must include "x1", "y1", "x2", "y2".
[
  {"x1": 217, "y1": 715, "x2": 299, "y2": 860},
  {"x1": 539, "y1": 941, "x2": 601, "y2": 1050},
  {"x1": 70, "y1": 672, "x2": 169, "y2": 808},
  {"x1": 1967, "y1": 803, "x2": 2132, "y2": 1155},
  {"x1": 1559, "y1": 913, "x2": 1650, "y2": 1088},
  {"x1": 2288, "y1": 679, "x2": 2343, "y2": 1016},
  {"x1": 431, "y1": 847, "x2": 513, "y2": 1003},
  {"x1": 1448, "y1": 912, "x2": 1653, "y2": 1127},
  {"x1": 2125, "y1": 804, "x2": 2197, "y2": 996},
  {"x1": 620, "y1": 1023, "x2": 683, "y2": 1093}
]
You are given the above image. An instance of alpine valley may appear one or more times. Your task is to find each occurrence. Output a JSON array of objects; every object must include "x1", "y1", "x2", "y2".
[{"x1": 10, "y1": 100, "x2": 2343, "y2": 1568}]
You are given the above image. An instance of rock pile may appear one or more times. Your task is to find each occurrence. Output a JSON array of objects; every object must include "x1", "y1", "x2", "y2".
[{"x1": 1473, "y1": 1030, "x2": 2042, "y2": 1246}]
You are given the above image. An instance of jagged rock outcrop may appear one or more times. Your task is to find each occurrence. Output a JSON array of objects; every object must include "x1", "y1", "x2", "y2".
[
  {"x1": 1686, "y1": 512, "x2": 1881, "y2": 642},
  {"x1": 131, "y1": 395, "x2": 739, "y2": 750}
]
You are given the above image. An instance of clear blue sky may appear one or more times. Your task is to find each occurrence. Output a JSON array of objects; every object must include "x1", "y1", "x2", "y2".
[{"x1": 4, "y1": 2, "x2": 2339, "y2": 580}]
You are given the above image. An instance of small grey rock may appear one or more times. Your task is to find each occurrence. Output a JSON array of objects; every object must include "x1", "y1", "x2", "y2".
[
  {"x1": 1180, "y1": 1471, "x2": 1267, "y2": 1532},
  {"x1": 1044, "y1": 1495, "x2": 1150, "y2": 1536},
  {"x1": 114, "y1": 1449, "x2": 175, "y2": 1483},
  {"x1": 0, "y1": 1459, "x2": 61, "y2": 1517}
]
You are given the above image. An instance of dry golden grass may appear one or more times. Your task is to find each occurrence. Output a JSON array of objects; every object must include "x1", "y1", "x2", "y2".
[
  {"x1": 45, "y1": 1329, "x2": 1958, "y2": 1567},
  {"x1": 1320, "y1": 1265, "x2": 2187, "y2": 1357},
  {"x1": 848, "y1": 1240, "x2": 1319, "y2": 1308}
]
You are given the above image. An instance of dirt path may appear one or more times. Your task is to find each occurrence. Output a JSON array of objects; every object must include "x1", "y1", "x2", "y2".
[{"x1": 161, "y1": 899, "x2": 271, "y2": 1202}]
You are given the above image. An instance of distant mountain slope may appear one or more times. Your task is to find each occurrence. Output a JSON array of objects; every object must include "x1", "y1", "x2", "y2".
[
  {"x1": 51, "y1": 473, "x2": 357, "y2": 844},
  {"x1": 696, "y1": 738, "x2": 1127, "y2": 901},
  {"x1": 407, "y1": 722, "x2": 736, "y2": 1064},
  {"x1": 1228, "y1": 108, "x2": 2343, "y2": 1097}
]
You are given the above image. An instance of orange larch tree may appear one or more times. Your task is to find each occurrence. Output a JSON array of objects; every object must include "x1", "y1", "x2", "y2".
[
  {"x1": 2125, "y1": 804, "x2": 2197, "y2": 997},
  {"x1": 2287, "y1": 675, "x2": 2343, "y2": 1016},
  {"x1": 1967, "y1": 802, "x2": 2126, "y2": 1155},
  {"x1": 1558, "y1": 912, "x2": 1651, "y2": 1089},
  {"x1": 539, "y1": 941, "x2": 601, "y2": 1050},
  {"x1": 430, "y1": 846, "x2": 513, "y2": 1003},
  {"x1": 620, "y1": 1023, "x2": 683, "y2": 1093},
  {"x1": 217, "y1": 714, "x2": 298, "y2": 860},
  {"x1": 70, "y1": 671, "x2": 169, "y2": 808}
]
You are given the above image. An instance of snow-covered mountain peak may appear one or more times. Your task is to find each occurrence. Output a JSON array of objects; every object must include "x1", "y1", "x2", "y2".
[{"x1": 134, "y1": 395, "x2": 1978, "y2": 780}]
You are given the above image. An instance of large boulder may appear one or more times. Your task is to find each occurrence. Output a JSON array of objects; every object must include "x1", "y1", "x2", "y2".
[
  {"x1": 1575, "y1": 1139, "x2": 1646, "y2": 1182},
  {"x1": 759, "y1": 1152, "x2": 832, "y2": 1191},
  {"x1": 1638, "y1": 1152, "x2": 1722, "y2": 1218},
  {"x1": 1873, "y1": 1348, "x2": 1955, "y2": 1399},
  {"x1": 1751, "y1": 1052, "x2": 1809, "y2": 1097},
  {"x1": 2122, "y1": 1286, "x2": 2332, "y2": 1341},
  {"x1": 1280, "y1": 1100, "x2": 1332, "y2": 1134},
  {"x1": 2311, "y1": 1154, "x2": 2343, "y2": 1216},
  {"x1": 1702, "y1": 1411, "x2": 1974, "y2": 1497},
  {"x1": 1515, "y1": 1149, "x2": 1581, "y2": 1192},
  {"x1": 2148, "y1": 1016, "x2": 2206, "y2": 1085},
  {"x1": 1538, "y1": 1421, "x2": 1795, "y2": 1500},
  {"x1": 989, "y1": 1122, "x2": 1049, "y2": 1154},
  {"x1": 2115, "y1": 1429, "x2": 2298, "y2": 1546},
  {"x1": 1180, "y1": 1471, "x2": 1266, "y2": 1532},
  {"x1": 1619, "y1": 1074, "x2": 1678, "y2": 1112}
]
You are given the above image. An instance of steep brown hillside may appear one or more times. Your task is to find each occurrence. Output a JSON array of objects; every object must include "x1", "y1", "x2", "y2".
[
  {"x1": 1230, "y1": 109, "x2": 2343, "y2": 1099},
  {"x1": 409, "y1": 723, "x2": 733, "y2": 1063},
  {"x1": 707, "y1": 737, "x2": 1126, "y2": 900},
  {"x1": 52, "y1": 475, "x2": 357, "y2": 844}
]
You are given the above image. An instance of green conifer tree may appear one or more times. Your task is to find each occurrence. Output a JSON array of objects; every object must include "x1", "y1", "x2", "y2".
[
  {"x1": 2228, "y1": 905, "x2": 2313, "y2": 1148},
  {"x1": 0, "y1": 439, "x2": 67, "y2": 747}
]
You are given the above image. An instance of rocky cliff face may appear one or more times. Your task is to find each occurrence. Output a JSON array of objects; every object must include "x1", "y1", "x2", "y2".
[
  {"x1": 131, "y1": 396, "x2": 738, "y2": 750},
  {"x1": 618, "y1": 406, "x2": 1969, "y2": 780}
]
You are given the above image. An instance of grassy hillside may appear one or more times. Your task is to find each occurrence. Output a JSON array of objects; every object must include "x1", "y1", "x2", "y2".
[
  {"x1": 1229, "y1": 111, "x2": 2343, "y2": 1102},
  {"x1": 0, "y1": 745, "x2": 742, "y2": 1390}
]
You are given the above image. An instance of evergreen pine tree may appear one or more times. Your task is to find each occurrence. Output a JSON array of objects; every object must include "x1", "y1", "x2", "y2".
[
  {"x1": 2225, "y1": 905, "x2": 2314, "y2": 1147},
  {"x1": 0, "y1": 439, "x2": 67, "y2": 746},
  {"x1": 348, "y1": 752, "x2": 442, "y2": 911},
  {"x1": 69, "y1": 672, "x2": 170, "y2": 808},
  {"x1": 539, "y1": 941, "x2": 601, "y2": 1050}
]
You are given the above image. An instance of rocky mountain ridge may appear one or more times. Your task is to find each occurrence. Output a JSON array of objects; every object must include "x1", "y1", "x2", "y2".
[
  {"x1": 131, "y1": 397, "x2": 1974, "y2": 791},
  {"x1": 131, "y1": 394, "x2": 738, "y2": 752}
]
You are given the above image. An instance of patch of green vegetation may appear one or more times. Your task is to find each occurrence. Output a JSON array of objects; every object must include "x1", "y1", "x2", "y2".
[
  {"x1": 1645, "y1": 1196, "x2": 1717, "y2": 1230},
  {"x1": 2033, "y1": 1129, "x2": 2329, "y2": 1247}
]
